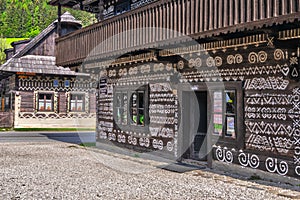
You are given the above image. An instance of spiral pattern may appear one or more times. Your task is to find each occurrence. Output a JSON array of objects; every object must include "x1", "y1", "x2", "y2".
[
  {"x1": 167, "y1": 141, "x2": 173, "y2": 151},
  {"x1": 216, "y1": 147, "x2": 224, "y2": 161},
  {"x1": 188, "y1": 59, "x2": 195, "y2": 68},
  {"x1": 258, "y1": 51, "x2": 268, "y2": 63},
  {"x1": 265, "y1": 157, "x2": 288, "y2": 175},
  {"x1": 249, "y1": 154, "x2": 259, "y2": 168},
  {"x1": 195, "y1": 58, "x2": 202, "y2": 67},
  {"x1": 206, "y1": 57, "x2": 215, "y2": 67},
  {"x1": 295, "y1": 166, "x2": 300, "y2": 176},
  {"x1": 265, "y1": 157, "x2": 276, "y2": 173},
  {"x1": 238, "y1": 153, "x2": 248, "y2": 167},
  {"x1": 166, "y1": 63, "x2": 173, "y2": 71},
  {"x1": 159, "y1": 63, "x2": 165, "y2": 71},
  {"x1": 225, "y1": 151, "x2": 233, "y2": 163},
  {"x1": 145, "y1": 138, "x2": 150, "y2": 147},
  {"x1": 236, "y1": 54, "x2": 243, "y2": 64},
  {"x1": 215, "y1": 56, "x2": 223, "y2": 67},
  {"x1": 248, "y1": 52, "x2": 257, "y2": 63},
  {"x1": 227, "y1": 55, "x2": 235, "y2": 64},
  {"x1": 274, "y1": 49, "x2": 284, "y2": 61},
  {"x1": 178, "y1": 60, "x2": 184, "y2": 69},
  {"x1": 277, "y1": 161, "x2": 288, "y2": 176}
]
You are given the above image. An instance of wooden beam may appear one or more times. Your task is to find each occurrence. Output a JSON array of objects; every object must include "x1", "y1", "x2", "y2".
[
  {"x1": 247, "y1": 0, "x2": 251, "y2": 22},
  {"x1": 218, "y1": 0, "x2": 223, "y2": 27},
  {"x1": 260, "y1": 0, "x2": 265, "y2": 19}
]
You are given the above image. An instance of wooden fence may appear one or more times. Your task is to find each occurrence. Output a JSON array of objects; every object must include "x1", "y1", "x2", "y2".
[
  {"x1": 55, "y1": 0, "x2": 300, "y2": 66},
  {"x1": 0, "y1": 112, "x2": 13, "y2": 128}
]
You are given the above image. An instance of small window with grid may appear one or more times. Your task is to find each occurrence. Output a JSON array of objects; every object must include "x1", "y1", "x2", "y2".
[{"x1": 70, "y1": 94, "x2": 85, "y2": 112}]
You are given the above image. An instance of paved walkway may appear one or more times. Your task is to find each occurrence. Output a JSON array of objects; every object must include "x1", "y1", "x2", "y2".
[
  {"x1": 0, "y1": 141, "x2": 299, "y2": 199},
  {"x1": 0, "y1": 132, "x2": 299, "y2": 199}
]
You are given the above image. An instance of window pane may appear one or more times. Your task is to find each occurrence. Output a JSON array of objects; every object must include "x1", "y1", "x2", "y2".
[
  {"x1": 71, "y1": 101, "x2": 76, "y2": 111},
  {"x1": 45, "y1": 100, "x2": 52, "y2": 111},
  {"x1": 45, "y1": 94, "x2": 52, "y2": 100},
  {"x1": 138, "y1": 92, "x2": 144, "y2": 109},
  {"x1": 131, "y1": 93, "x2": 138, "y2": 124},
  {"x1": 116, "y1": 93, "x2": 122, "y2": 107},
  {"x1": 213, "y1": 91, "x2": 223, "y2": 112},
  {"x1": 77, "y1": 101, "x2": 83, "y2": 111},
  {"x1": 116, "y1": 108, "x2": 123, "y2": 124},
  {"x1": 115, "y1": 93, "x2": 127, "y2": 125},
  {"x1": 225, "y1": 91, "x2": 235, "y2": 114},
  {"x1": 38, "y1": 94, "x2": 53, "y2": 111},
  {"x1": 38, "y1": 100, "x2": 45, "y2": 111},
  {"x1": 131, "y1": 108, "x2": 137, "y2": 124},
  {"x1": 70, "y1": 94, "x2": 85, "y2": 111},
  {"x1": 122, "y1": 93, "x2": 127, "y2": 125},
  {"x1": 213, "y1": 114, "x2": 223, "y2": 136},
  {"x1": 138, "y1": 109, "x2": 144, "y2": 125},
  {"x1": 131, "y1": 93, "x2": 137, "y2": 107},
  {"x1": 226, "y1": 116, "x2": 236, "y2": 139}
]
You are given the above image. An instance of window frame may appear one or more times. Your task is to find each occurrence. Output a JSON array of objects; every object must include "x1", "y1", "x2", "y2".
[
  {"x1": 210, "y1": 82, "x2": 244, "y2": 149},
  {"x1": 69, "y1": 93, "x2": 85, "y2": 112},
  {"x1": 67, "y1": 92, "x2": 88, "y2": 113},
  {"x1": 35, "y1": 91, "x2": 56, "y2": 113},
  {"x1": 212, "y1": 89, "x2": 237, "y2": 139},
  {"x1": 113, "y1": 85, "x2": 149, "y2": 132}
]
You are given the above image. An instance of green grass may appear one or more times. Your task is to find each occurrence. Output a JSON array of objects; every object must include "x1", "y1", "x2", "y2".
[
  {"x1": 13, "y1": 128, "x2": 95, "y2": 132},
  {"x1": 0, "y1": 128, "x2": 13, "y2": 131},
  {"x1": 133, "y1": 153, "x2": 140, "y2": 158},
  {"x1": 248, "y1": 174, "x2": 262, "y2": 181},
  {"x1": 79, "y1": 142, "x2": 96, "y2": 147},
  {"x1": 0, "y1": 38, "x2": 29, "y2": 48}
]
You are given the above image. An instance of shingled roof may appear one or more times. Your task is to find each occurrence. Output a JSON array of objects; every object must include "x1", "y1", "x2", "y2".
[{"x1": 0, "y1": 55, "x2": 89, "y2": 76}]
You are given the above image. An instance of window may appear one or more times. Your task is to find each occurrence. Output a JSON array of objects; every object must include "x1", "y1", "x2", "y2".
[
  {"x1": 212, "y1": 90, "x2": 236, "y2": 139},
  {"x1": 70, "y1": 94, "x2": 85, "y2": 112},
  {"x1": 114, "y1": 86, "x2": 149, "y2": 129},
  {"x1": 38, "y1": 93, "x2": 53, "y2": 111},
  {"x1": 130, "y1": 91, "x2": 145, "y2": 126},
  {"x1": 115, "y1": 92, "x2": 127, "y2": 125}
]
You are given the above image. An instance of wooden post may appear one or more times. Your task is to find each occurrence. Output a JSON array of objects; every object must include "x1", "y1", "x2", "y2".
[
  {"x1": 98, "y1": 0, "x2": 104, "y2": 21},
  {"x1": 57, "y1": 3, "x2": 62, "y2": 37}
]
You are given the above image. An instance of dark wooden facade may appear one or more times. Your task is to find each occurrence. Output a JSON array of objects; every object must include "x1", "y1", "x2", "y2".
[{"x1": 51, "y1": 1, "x2": 300, "y2": 178}]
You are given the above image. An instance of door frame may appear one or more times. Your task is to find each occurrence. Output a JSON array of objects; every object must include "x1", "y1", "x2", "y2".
[{"x1": 178, "y1": 83, "x2": 213, "y2": 167}]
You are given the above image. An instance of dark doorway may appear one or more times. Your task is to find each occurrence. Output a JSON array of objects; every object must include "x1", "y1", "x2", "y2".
[{"x1": 182, "y1": 91, "x2": 208, "y2": 161}]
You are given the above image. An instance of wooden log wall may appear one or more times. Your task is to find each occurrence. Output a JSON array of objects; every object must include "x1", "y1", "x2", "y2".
[
  {"x1": 0, "y1": 112, "x2": 13, "y2": 128},
  {"x1": 58, "y1": 92, "x2": 67, "y2": 113},
  {"x1": 20, "y1": 91, "x2": 34, "y2": 112},
  {"x1": 56, "y1": 0, "x2": 300, "y2": 66}
]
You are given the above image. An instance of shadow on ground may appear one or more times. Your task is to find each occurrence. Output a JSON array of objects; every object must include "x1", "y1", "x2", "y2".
[{"x1": 40, "y1": 132, "x2": 96, "y2": 145}]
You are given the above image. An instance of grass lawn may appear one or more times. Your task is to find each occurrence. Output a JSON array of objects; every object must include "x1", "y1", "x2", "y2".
[
  {"x1": 0, "y1": 38, "x2": 29, "y2": 49},
  {"x1": 13, "y1": 128, "x2": 96, "y2": 132}
]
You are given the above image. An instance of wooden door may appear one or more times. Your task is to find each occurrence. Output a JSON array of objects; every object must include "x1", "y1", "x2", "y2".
[{"x1": 182, "y1": 91, "x2": 208, "y2": 161}]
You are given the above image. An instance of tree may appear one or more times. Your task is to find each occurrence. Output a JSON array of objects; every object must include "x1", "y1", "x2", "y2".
[
  {"x1": 0, "y1": 36, "x2": 8, "y2": 64},
  {"x1": 0, "y1": 0, "x2": 95, "y2": 38}
]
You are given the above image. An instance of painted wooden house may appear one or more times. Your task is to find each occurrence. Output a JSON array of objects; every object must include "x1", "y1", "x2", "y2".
[
  {"x1": 49, "y1": 1, "x2": 300, "y2": 178},
  {"x1": 0, "y1": 12, "x2": 96, "y2": 129}
]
